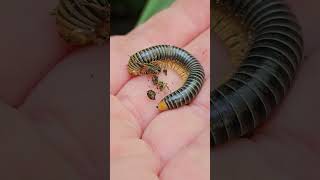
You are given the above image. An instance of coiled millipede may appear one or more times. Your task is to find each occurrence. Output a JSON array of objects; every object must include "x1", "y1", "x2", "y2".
[
  {"x1": 211, "y1": 0, "x2": 304, "y2": 146},
  {"x1": 128, "y1": 45, "x2": 205, "y2": 111},
  {"x1": 52, "y1": 0, "x2": 110, "y2": 45}
]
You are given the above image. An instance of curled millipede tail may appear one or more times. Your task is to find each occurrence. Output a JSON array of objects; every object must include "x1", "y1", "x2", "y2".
[{"x1": 128, "y1": 45, "x2": 205, "y2": 110}]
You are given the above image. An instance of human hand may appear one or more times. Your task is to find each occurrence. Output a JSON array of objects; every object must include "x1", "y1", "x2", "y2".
[
  {"x1": 0, "y1": 0, "x2": 107, "y2": 179},
  {"x1": 212, "y1": 0, "x2": 320, "y2": 179},
  {"x1": 110, "y1": 0, "x2": 210, "y2": 179}
]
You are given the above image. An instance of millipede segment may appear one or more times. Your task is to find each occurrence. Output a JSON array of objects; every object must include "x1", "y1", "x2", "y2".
[
  {"x1": 128, "y1": 45, "x2": 205, "y2": 111},
  {"x1": 53, "y1": 0, "x2": 110, "y2": 45},
  {"x1": 211, "y1": 0, "x2": 304, "y2": 146}
]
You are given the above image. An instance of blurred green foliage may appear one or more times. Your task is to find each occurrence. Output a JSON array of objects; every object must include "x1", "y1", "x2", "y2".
[{"x1": 137, "y1": 0, "x2": 175, "y2": 25}]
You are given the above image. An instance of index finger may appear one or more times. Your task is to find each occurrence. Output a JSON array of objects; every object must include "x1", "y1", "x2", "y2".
[{"x1": 110, "y1": 0, "x2": 210, "y2": 94}]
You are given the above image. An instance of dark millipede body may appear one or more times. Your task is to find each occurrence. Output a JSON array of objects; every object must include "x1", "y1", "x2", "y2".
[
  {"x1": 211, "y1": 0, "x2": 304, "y2": 146},
  {"x1": 128, "y1": 45, "x2": 205, "y2": 111},
  {"x1": 52, "y1": 0, "x2": 110, "y2": 45}
]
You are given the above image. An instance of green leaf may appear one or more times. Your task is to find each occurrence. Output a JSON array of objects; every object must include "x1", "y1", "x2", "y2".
[{"x1": 137, "y1": 0, "x2": 175, "y2": 25}]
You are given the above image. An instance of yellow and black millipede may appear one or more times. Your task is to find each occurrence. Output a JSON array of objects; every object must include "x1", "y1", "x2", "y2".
[
  {"x1": 128, "y1": 45, "x2": 205, "y2": 111},
  {"x1": 211, "y1": 0, "x2": 304, "y2": 146},
  {"x1": 52, "y1": 0, "x2": 110, "y2": 45}
]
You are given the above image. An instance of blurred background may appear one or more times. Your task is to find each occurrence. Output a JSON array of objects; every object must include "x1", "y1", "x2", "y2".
[{"x1": 110, "y1": 0, "x2": 175, "y2": 35}]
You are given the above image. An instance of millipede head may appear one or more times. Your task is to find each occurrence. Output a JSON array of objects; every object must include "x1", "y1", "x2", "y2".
[{"x1": 157, "y1": 100, "x2": 169, "y2": 111}]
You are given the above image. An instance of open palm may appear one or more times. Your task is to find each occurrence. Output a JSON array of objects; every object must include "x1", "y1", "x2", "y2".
[{"x1": 110, "y1": 0, "x2": 210, "y2": 179}]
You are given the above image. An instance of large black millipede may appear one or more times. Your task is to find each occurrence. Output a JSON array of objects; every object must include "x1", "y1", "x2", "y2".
[{"x1": 211, "y1": 0, "x2": 304, "y2": 146}]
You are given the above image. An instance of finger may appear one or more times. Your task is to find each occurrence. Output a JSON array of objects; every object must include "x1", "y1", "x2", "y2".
[
  {"x1": 142, "y1": 109, "x2": 209, "y2": 166},
  {"x1": 20, "y1": 46, "x2": 110, "y2": 176},
  {"x1": 159, "y1": 129, "x2": 210, "y2": 180},
  {"x1": 110, "y1": 95, "x2": 160, "y2": 179},
  {"x1": 111, "y1": 138, "x2": 160, "y2": 180},
  {"x1": 110, "y1": 95, "x2": 141, "y2": 147},
  {"x1": 110, "y1": 0, "x2": 210, "y2": 94},
  {"x1": 0, "y1": 0, "x2": 69, "y2": 106},
  {"x1": 128, "y1": 0, "x2": 210, "y2": 45},
  {"x1": 0, "y1": 101, "x2": 84, "y2": 179},
  {"x1": 116, "y1": 28, "x2": 210, "y2": 128}
]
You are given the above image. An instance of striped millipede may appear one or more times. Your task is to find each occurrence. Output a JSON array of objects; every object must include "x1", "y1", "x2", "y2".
[
  {"x1": 128, "y1": 45, "x2": 205, "y2": 111},
  {"x1": 211, "y1": 0, "x2": 304, "y2": 146},
  {"x1": 52, "y1": 0, "x2": 110, "y2": 45}
]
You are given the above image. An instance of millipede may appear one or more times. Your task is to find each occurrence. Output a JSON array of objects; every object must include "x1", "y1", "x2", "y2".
[
  {"x1": 211, "y1": 0, "x2": 304, "y2": 146},
  {"x1": 128, "y1": 45, "x2": 205, "y2": 111},
  {"x1": 52, "y1": 0, "x2": 110, "y2": 45}
]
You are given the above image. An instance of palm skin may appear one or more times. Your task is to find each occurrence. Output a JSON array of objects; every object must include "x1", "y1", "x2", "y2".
[{"x1": 110, "y1": 0, "x2": 210, "y2": 179}]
